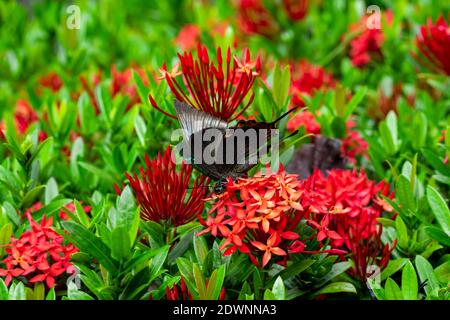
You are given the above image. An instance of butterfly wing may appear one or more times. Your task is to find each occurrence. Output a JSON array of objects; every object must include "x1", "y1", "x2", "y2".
[
  {"x1": 174, "y1": 100, "x2": 230, "y2": 180},
  {"x1": 174, "y1": 100, "x2": 227, "y2": 142}
]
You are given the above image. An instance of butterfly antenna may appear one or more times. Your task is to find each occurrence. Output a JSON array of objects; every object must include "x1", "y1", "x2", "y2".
[{"x1": 269, "y1": 107, "x2": 299, "y2": 125}]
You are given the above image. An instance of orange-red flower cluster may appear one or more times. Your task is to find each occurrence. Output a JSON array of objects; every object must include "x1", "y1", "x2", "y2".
[
  {"x1": 121, "y1": 146, "x2": 210, "y2": 227},
  {"x1": 199, "y1": 166, "x2": 343, "y2": 268},
  {"x1": 414, "y1": 16, "x2": 450, "y2": 75},
  {"x1": 151, "y1": 44, "x2": 260, "y2": 121},
  {"x1": 0, "y1": 215, "x2": 78, "y2": 288},
  {"x1": 305, "y1": 169, "x2": 396, "y2": 280}
]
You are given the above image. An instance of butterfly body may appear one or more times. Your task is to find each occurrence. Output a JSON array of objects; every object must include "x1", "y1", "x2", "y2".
[{"x1": 174, "y1": 100, "x2": 290, "y2": 192}]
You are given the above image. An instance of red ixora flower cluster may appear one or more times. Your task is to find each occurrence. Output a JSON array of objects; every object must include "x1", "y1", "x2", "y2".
[
  {"x1": 289, "y1": 60, "x2": 335, "y2": 108},
  {"x1": 414, "y1": 16, "x2": 450, "y2": 75},
  {"x1": 0, "y1": 100, "x2": 47, "y2": 142},
  {"x1": 0, "y1": 214, "x2": 78, "y2": 288},
  {"x1": 348, "y1": 11, "x2": 392, "y2": 68},
  {"x1": 150, "y1": 44, "x2": 260, "y2": 122},
  {"x1": 305, "y1": 169, "x2": 396, "y2": 280},
  {"x1": 119, "y1": 146, "x2": 210, "y2": 227},
  {"x1": 198, "y1": 166, "x2": 344, "y2": 268}
]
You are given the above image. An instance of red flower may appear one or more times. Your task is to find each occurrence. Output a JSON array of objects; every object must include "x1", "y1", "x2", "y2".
[
  {"x1": 289, "y1": 60, "x2": 335, "y2": 108},
  {"x1": 150, "y1": 44, "x2": 260, "y2": 121},
  {"x1": 39, "y1": 72, "x2": 63, "y2": 92},
  {"x1": 341, "y1": 120, "x2": 368, "y2": 163},
  {"x1": 0, "y1": 214, "x2": 77, "y2": 288},
  {"x1": 414, "y1": 16, "x2": 450, "y2": 75},
  {"x1": 0, "y1": 100, "x2": 47, "y2": 141},
  {"x1": 251, "y1": 232, "x2": 286, "y2": 267},
  {"x1": 283, "y1": 0, "x2": 308, "y2": 21},
  {"x1": 175, "y1": 24, "x2": 201, "y2": 51},
  {"x1": 111, "y1": 65, "x2": 148, "y2": 109},
  {"x1": 286, "y1": 110, "x2": 321, "y2": 134},
  {"x1": 121, "y1": 146, "x2": 210, "y2": 226},
  {"x1": 236, "y1": 0, "x2": 279, "y2": 38},
  {"x1": 199, "y1": 165, "x2": 339, "y2": 268},
  {"x1": 348, "y1": 12, "x2": 392, "y2": 68},
  {"x1": 304, "y1": 169, "x2": 396, "y2": 281}
]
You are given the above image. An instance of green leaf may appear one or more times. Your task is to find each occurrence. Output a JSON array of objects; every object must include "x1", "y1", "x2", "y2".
[
  {"x1": 384, "y1": 278, "x2": 403, "y2": 300},
  {"x1": 133, "y1": 70, "x2": 150, "y2": 108},
  {"x1": 176, "y1": 257, "x2": 196, "y2": 296},
  {"x1": 45, "y1": 177, "x2": 59, "y2": 205},
  {"x1": 140, "y1": 221, "x2": 165, "y2": 247},
  {"x1": 402, "y1": 261, "x2": 418, "y2": 300},
  {"x1": 415, "y1": 255, "x2": 439, "y2": 296},
  {"x1": 377, "y1": 217, "x2": 395, "y2": 228},
  {"x1": 206, "y1": 265, "x2": 226, "y2": 300},
  {"x1": 193, "y1": 263, "x2": 206, "y2": 300},
  {"x1": 381, "y1": 258, "x2": 408, "y2": 281},
  {"x1": 68, "y1": 283, "x2": 95, "y2": 300},
  {"x1": 318, "y1": 261, "x2": 352, "y2": 285},
  {"x1": 33, "y1": 283, "x2": 45, "y2": 300},
  {"x1": 134, "y1": 115, "x2": 147, "y2": 146},
  {"x1": 411, "y1": 112, "x2": 427, "y2": 150},
  {"x1": 272, "y1": 276, "x2": 286, "y2": 300},
  {"x1": 344, "y1": 86, "x2": 367, "y2": 117},
  {"x1": 73, "y1": 200, "x2": 90, "y2": 227},
  {"x1": 316, "y1": 282, "x2": 357, "y2": 295},
  {"x1": 116, "y1": 186, "x2": 139, "y2": 243},
  {"x1": 424, "y1": 226, "x2": 450, "y2": 246},
  {"x1": 149, "y1": 245, "x2": 170, "y2": 283},
  {"x1": 0, "y1": 279, "x2": 8, "y2": 300},
  {"x1": 395, "y1": 216, "x2": 409, "y2": 248},
  {"x1": 193, "y1": 235, "x2": 208, "y2": 267},
  {"x1": 263, "y1": 289, "x2": 276, "y2": 300},
  {"x1": 434, "y1": 261, "x2": 450, "y2": 285},
  {"x1": 396, "y1": 175, "x2": 415, "y2": 214},
  {"x1": 119, "y1": 267, "x2": 151, "y2": 300},
  {"x1": 273, "y1": 64, "x2": 291, "y2": 109},
  {"x1": 11, "y1": 282, "x2": 26, "y2": 300},
  {"x1": 426, "y1": 186, "x2": 450, "y2": 236},
  {"x1": 61, "y1": 221, "x2": 118, "y2": 274},
  {"x1": 379, "y1": 111, "x2": 398, "y2": 155},
  {"x1": 110, "y1": 226, "x2": 131, "y2": 261},
  {"x1": 2, "y1": 202, "x2": 19, "y2": 226},
  {"x1": 45, "y1": 287, "x2": 56, "y2": 300}
]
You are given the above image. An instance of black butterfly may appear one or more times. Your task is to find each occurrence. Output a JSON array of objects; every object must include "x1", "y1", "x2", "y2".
[
  {"x1": 174, "y1": 100, "x2": 296, "y2": 193},
  {"x1": 285, "y1": 135, "x2": 346, "y2": 179}
]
